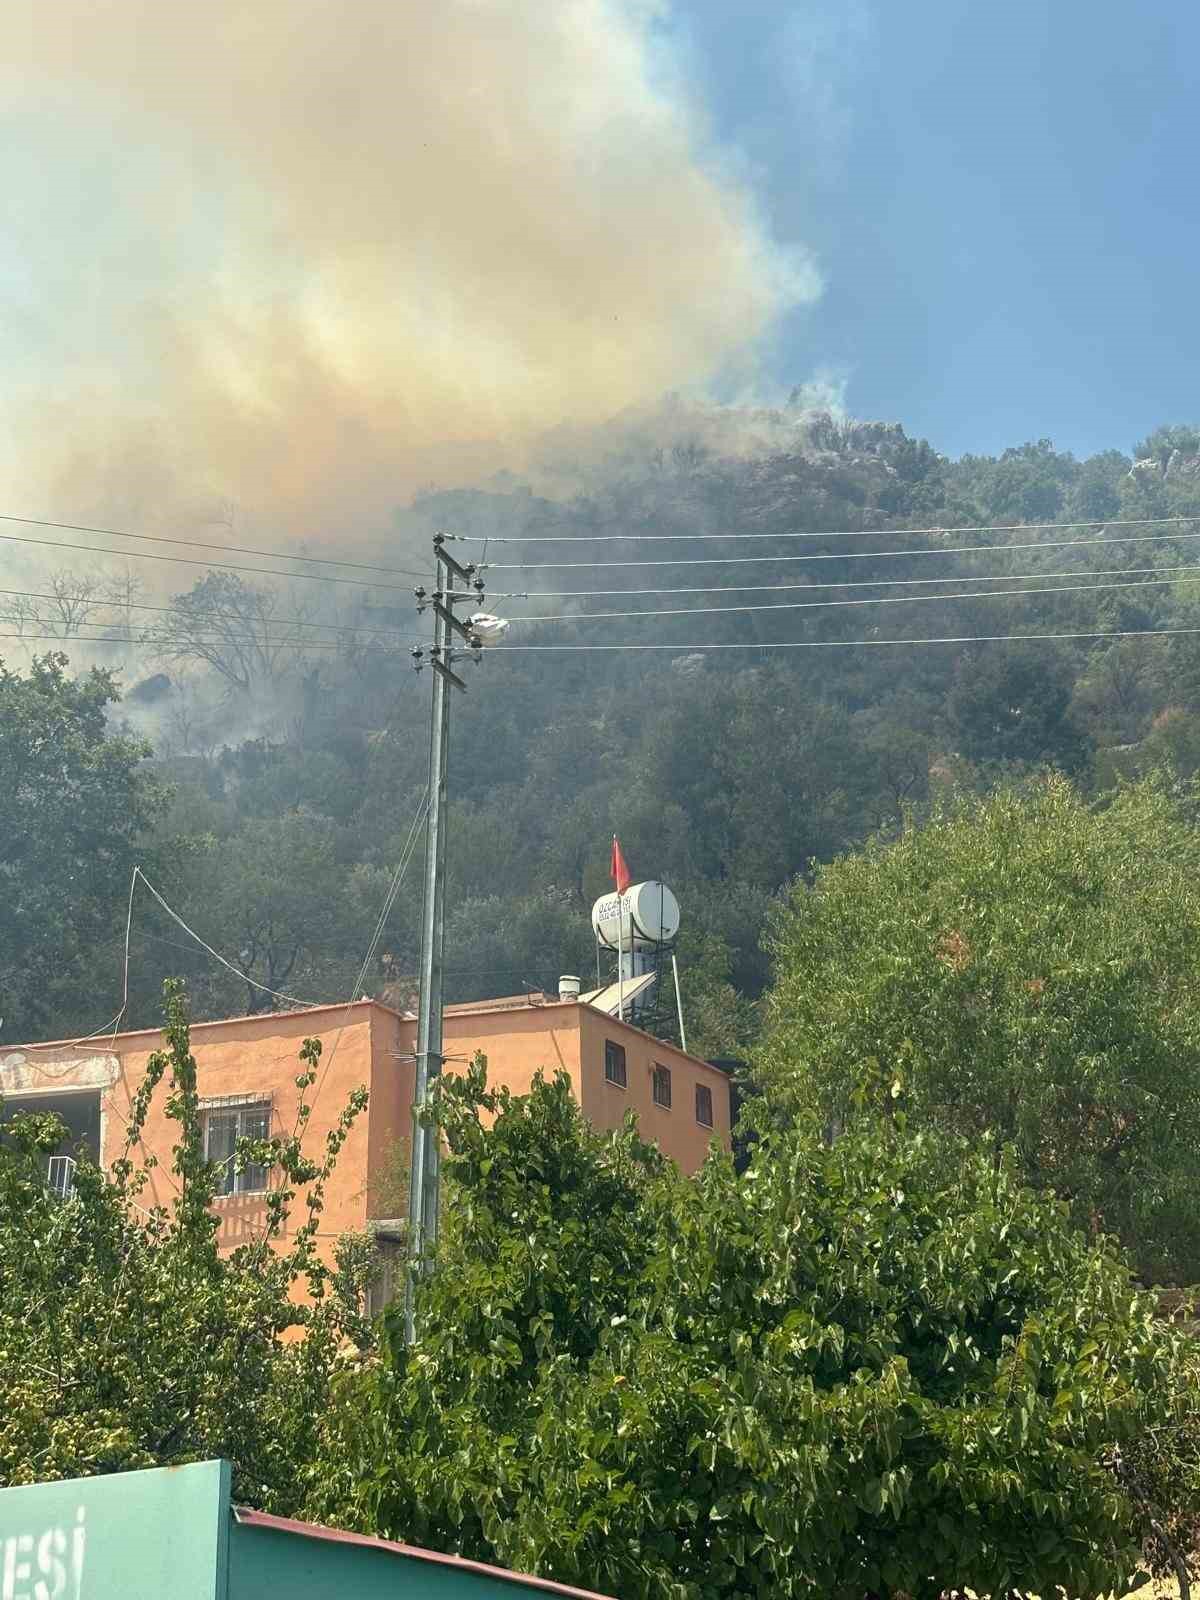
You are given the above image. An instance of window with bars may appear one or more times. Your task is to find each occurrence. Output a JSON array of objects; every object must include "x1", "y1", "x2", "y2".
[
  {"x1": 604, "y1": 1040, "x2": 627, "y2": 1088},
  {"x1": 652, "y1": 1064, "x2": 672, "y2": 1109},
  {"x1": 695, "y1": 1083, "x2": 714, "y2": 1128},
  {"x1": 203, "y1": 1103, "x2": 271, "y2": 1196}
]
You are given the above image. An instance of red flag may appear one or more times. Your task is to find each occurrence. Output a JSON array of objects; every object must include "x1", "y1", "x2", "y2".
[{"x1": 610, "y1": 835, "x2": 632, "y2": 895}]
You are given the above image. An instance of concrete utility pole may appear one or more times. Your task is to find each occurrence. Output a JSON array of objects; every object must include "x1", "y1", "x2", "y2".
[{"x1": 404, "y1": 533, "x2": 485, "y2": 1345}]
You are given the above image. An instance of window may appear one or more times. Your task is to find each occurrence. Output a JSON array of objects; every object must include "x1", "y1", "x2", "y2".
[
  {"x1": 652, "y1": 1064, "x2": 672, "y2": 1110},
  {"x1": 695, "y1": 1083, "x2": 714, "y2": 1128},
  {"x1": 203, "y1": 1103, "x2": 271, "y2": 1196},
  {"x1": 604, "y1": 1040, "x2": 627, "y2": 1088}
]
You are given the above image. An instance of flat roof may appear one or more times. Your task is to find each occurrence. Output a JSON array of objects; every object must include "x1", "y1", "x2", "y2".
[
  {"x1": 0, "y1": 997, "x2": 397, "y2": 1052},
  {"x1": 4, "y1": 994, "x2": 728, "y2": 1075}
]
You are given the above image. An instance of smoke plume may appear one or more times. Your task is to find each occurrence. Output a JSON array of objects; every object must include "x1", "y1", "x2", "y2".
[{"x1": 2, "y1": 0, "x2": 815, "y2": 541}]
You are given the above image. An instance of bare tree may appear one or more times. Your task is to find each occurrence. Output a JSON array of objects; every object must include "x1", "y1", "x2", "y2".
[
  {"x1": 100, "y1": 566, "x2": 147, "y2": 641},
  {"x1": 147, "y1": 571, "x2": 314, "y2": 693},
  {"x1": 0, "y1": 593, "x2": 38, "y2": 635},
  {"x1": 46, "y1": 571, "x2": 108, "y2": 636}
]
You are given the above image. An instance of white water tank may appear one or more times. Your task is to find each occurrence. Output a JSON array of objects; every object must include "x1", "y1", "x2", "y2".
[
  {"x1": 591, "y1": 881, "x2": 680, "y2": 951},
  {"x1": 558, "y1": 974, "x2": 581, "y2": 1001}
]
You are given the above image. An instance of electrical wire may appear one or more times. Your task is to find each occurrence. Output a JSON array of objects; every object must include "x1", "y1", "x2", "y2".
[
  {"x1": 505, "y1": 570, "x2": 1200, "y2": 624},
  {"x1": 72, "y1": 868, "x2": 139, "y2": 1046},
  {"x1": 62, "y1": 865, "x2": 322, "y2": 1056},
  {"x1": 484, "y1": 529, "x2": 1200, "y2": 570},
  {"x1": 488, "y1": 561, "x2": 1200, "y2": 601},
  {"x1": 0, "y1": 530, "x2": 421, "y2": 592},
  {"x1": 133, "y1": 929, "x2": 570, "y2": 983},
  {"x1": 452, "y1": 514, "x2": 1200, "y2": 544},
  {"x1": 0, "y1": 586, "x2": 427, "y2": 641},
  {"x1": 0, "y1": 512, "x2": 426, "y2": 578},
  {"x1": 308, "y1": 790, "x2": 431, "y2": 1119},
  {"x1": 352, "y1": 793, "x2": 432, "y2": 1002},
  {"x1": 135, "y1": 869, "x2": 322, "y2": 1008},
  {"x1": 0, "y1": 631, "x2": 413, "y2": 652},
  {"x1": 487, "y1": 625, "x2": 1200, "y2": 652}
]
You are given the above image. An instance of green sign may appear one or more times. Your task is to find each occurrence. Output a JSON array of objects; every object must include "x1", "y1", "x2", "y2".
[
  {"x1": 1, "y1": 1461, "x2": 612, "y2": 1600},
  {"x1": 0, "y1": 1459, "x2": 229, "y2": 1600}
]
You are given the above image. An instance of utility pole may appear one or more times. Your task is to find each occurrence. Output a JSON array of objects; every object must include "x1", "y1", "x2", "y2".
[{"x1": 404, "y1": 532, "x2": 486, "y2": 1345}]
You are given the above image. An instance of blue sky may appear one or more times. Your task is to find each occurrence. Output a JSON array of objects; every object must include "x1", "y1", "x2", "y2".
[{"x1": 674, "y1": 0, "x2": 1200, "y2": 459}]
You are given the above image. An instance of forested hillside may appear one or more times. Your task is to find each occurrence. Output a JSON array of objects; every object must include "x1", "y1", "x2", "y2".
[{"x1": 6, "y1": 413, "x2": 1200, "y2": 1050}]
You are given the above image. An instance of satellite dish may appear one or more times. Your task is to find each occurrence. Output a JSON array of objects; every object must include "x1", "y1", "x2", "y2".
[{"x1": 469, "y1": 613, "x2": 509, "y2": 645}]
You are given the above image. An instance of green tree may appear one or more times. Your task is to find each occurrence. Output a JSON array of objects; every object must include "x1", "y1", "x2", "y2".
[
  {"x1": 0, "y1": 981, "x2": 372, "y2": 1504},
  {"x1": 312, "y1": 1064, "x2": 1198, "y2": 1600},
  {"x1": 754, "y1": 774, "x2": 1200, "y2": 1282},
  {"x1": 174, "y1": 808, "x2": 359, "y2": 1013},
  {"x1": 944, "y1": 643, "x2": 1087, "y2": 772},
  {"x1": 0, "y1": 653, "x2": 172, "y2": 1042}
]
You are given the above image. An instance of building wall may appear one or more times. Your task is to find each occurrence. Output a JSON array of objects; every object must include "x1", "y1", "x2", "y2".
[
  {"x1": 577, "y1": 1008, "x2": 731, "y2": 1173},
  {"x1": 441, "y1": 1003, "x2": 585, "y2": 1102},
  {"x1": 1, "y1": 1007, "x2": 381, "y2": 1264},
  {"x1": 365, "y1": 1007, "x2": 413, "y2": 1220},
  {"x1": 1, "y1": 997, "x2": 729, "y2": 1286}
]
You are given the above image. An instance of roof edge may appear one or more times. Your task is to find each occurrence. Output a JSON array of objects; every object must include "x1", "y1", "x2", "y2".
[
  {"x1": 3, "y1": 997, "x2": 398, "y2": 1053},
  {"x1": 232, "y1": 1507, "x2": 617, "y2": 1600}
]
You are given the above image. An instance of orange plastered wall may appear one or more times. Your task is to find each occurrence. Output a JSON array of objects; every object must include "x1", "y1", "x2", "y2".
[
  {"x1": 577, "y1": 1008, "x2": 731, "y2": 1174},
  {"x1": 365, "y1": 1009, "x2": 413, "y2": 1219},
  {"x1": 115, "y1": 1008, "x2": 378, "y2": 1254},
  {"x1": 441, "y1": 1004, "x2": 584, "y2": 1104},
  {"x1": 1, "y1": 1008, "x2": 380, "y2": 1267}
]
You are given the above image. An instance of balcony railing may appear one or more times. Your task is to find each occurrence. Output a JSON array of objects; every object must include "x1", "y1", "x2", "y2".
[{"x1": 46, "y1": 1154, "x2": 77, "y2": 1198}]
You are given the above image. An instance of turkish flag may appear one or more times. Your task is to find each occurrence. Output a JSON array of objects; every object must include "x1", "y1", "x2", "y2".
[{"x1": 610, "y1": 836, "x2": 632, "y2": 895}]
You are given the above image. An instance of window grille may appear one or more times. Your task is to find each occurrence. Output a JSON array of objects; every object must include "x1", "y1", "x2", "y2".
[
  {"x1": 203, "y1": 1103, "x2": 271, "y2": 1196},
  {"x1": 695, "y1": 1084, "x2": 714, "y2": 1128},
  {"x1": 604, "y1": 1040, "x2": 627, "y2": 1088}
]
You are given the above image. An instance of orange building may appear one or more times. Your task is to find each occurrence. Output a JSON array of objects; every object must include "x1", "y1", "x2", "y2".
[{"x1": 0, "y1": 993, "x2": 732, "y2": 1307}]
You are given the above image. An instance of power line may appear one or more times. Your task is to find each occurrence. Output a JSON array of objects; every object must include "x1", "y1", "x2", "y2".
[
  {"x1": 308, "y1": 788, "x2": 431, "y2": 1123},
  {"x1": 0, "y1": 530, "x2": 420, "y2": 592},
  {"x1": 0, "y1": 512, "x2": 426, "y2": 579},
  {"x1": 136, "y1": 868, "x2": 322, "y2": 1009},
  {"x1": 455, "y1": 514, "x2": 1200, "y2": 544},
  {"x1": 15, "y1": 524, "x2": 1200, "y2": 597},
  {"x1": 489, "y1": 625, "x2": 1200, "y2": 653},
  {"x1": 492, "y1": 561, "x2": 1200, "y2": 602},
  {"x1": 0, "y1": 631, "x2": 411, "y2": 652},
  {"x1": 485, "y1": 529, "x2": 1200, "y2": 570},
  {"x1": 0, "y1": 587, "x2": 426, "y2": 642},
  {"x1": 506, "y1": 571, "x2": 1200, "y2": 624}
]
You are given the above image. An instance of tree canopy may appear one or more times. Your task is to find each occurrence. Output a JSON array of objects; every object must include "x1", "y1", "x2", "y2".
[
  {"x1": 754, "y1": 774, "x2": 1200, "y2": 1284},
  {"x1": 0, "y1": 654, "x2": 172, "y2": 1041},
  {"x1": 0, "y1": 983, "x2": 371, "y2": 1505},
  {"x1": 311, "y1": 1061, "x2": 1197, "y2": 1600},
  {"x1": 9, "y1": 422, "x2": 1200, "y2": 1053}
]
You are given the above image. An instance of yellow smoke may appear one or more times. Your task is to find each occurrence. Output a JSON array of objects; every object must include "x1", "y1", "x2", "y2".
[{"x1": 2, "y1": 0, "x2": 814, "y2": 537}]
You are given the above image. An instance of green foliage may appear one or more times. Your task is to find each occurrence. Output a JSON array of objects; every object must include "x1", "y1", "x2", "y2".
[
  {"x1": 754, "y1": 774, "x2": 1200, "y2": 1282},
  {"x1": 0, "y1": 980, "x2": 372, "y2": 1506},
  {"x1": 13, "y1": 421, "x2": 1200, "y2": 1049},
  {"x1": 172, "y1": 807, "x2": 362, "y2": 1013},
  {"x1": 945, "y1": 643, "x2": 1087, "y2": 772},
  {"x1": 0, "y1": 653, "x2": 173, "y2": 1041},
  {"x1": 671, "y1": 928, "x2": 759, "y2": 1060},
  {"x1": 312, "y1": 1065, "x2": 1196, "y2": 1600}
]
